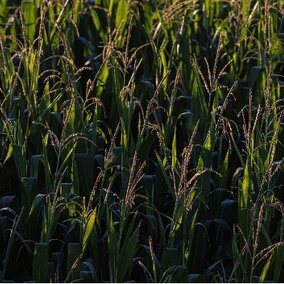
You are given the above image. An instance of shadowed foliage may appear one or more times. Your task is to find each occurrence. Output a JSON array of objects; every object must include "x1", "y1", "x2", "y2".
[{"x1": 0, "y1": 0, "x2": 284, "y2": 282}]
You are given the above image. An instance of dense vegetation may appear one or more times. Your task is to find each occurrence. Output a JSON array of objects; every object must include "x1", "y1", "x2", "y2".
[{"x1": 0, "y1": 0, "x2": 284, "y2": 282}]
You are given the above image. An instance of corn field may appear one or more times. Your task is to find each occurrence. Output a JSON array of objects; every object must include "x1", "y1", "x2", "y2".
[{"x1": 0, "y1": 0, "x2": 284, "y2": 282}]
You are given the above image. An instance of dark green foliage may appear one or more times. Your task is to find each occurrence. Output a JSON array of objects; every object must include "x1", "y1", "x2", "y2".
[{"x1": 0, "y1": 0, "x2": 284, "y2": 282}]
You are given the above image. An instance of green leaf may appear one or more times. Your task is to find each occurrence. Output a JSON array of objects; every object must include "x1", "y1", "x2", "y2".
[
  {"x1": 21, "y1": 0, "x2": 37, "y2": 42},
  {"x1": 3, "y1": 143, "x2": 13, "y2": 164},
  {"x1": 273, "y1": 246, "x2": 284, "y2": 282},
  {"x1": 155, "y1": 151, "x2": 175, "y2": 199},
  {"x1": 241, "y1": 158, "x2": 250, "y2": 209},
  {"x1": 260, "y1": 255, "x2": 272, "y2": 283},
  {"x1": 117, "y1": 223, "x2": 140, "y2": 282},
  {"x1": 0, "y1": 209, "x2": 23, "y2": 281},
  {"x1": 75, "y1": 153, "x2": 95, "y2": 197},
  {"x1": 172, "y1": 126, "x2": 177, "y2": 168},
  {"x1": 33, "y1": 243, "x2": 49, "y2": 282},
  {"x1": 12, "y1": 144, "x2": 27, "y2": 179},
  {"x1": 28, "y1": 194, "x2": 46, "y2": 217},
  {"x1": 90, "y1": 8, "x2": 108, "y2": 42},
  {"x1": 108, "y1": 212, "x2": 118, "y2": 282},
  {"x1": 82, "y1": 209, "x2": 96, "y2": 252},
  {"x1": 115, "y1": 0, "x2": 128, "y2": 30}
]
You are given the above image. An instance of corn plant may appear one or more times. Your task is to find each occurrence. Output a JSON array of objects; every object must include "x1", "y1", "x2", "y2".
[{"x1": 0, "y1": 0, "x2": 284, "y2": 282}]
